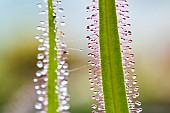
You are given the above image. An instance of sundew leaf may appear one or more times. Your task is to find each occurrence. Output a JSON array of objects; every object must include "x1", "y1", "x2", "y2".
[
  {"x1": 47, "y1": 0, "x2": 58, "y2": 112},
  {"x1": 35, "y1": 0, "x2": 70, "y2": 112},
  {"x1": 99, "y1": 0, "x2": 129, "y2": 112}
]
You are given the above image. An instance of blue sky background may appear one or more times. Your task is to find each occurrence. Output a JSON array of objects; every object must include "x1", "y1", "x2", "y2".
[{"x1": 0, "y1": 0, "x2": 170, "y2": 52}]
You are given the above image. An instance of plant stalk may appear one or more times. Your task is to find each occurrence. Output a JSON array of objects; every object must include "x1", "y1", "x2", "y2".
[
  {"x1": 99, "y1": 0, "x2": 129, "y2": 112},
  {"x1": 47, "y1": 0, "x2": 59, "y2": 113}
]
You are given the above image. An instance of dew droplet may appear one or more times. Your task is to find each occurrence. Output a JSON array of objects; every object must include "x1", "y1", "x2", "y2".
[
  {"x1": 56, "y1": 0, "x2": 62, "y2": 5},
  {"x1": 37, "y1": 90, "x2": 42, "y2": 95},
  {"x1": 39, "y1": 10, "x2": 46, "y2": 15},
  {"x1": 88, "y1": 69, "x2": 92, "y2": 74},
  {"x1": 63, "y1": 70, "x2": 69, "y2": 76},
  {"x1": 33, "y1": 78, "x2": 38, "y2": 82},
  {"x1": 63, "y1": 104, "x2": 70, "y2": 110},
  {"x1": 86, "y1": 6, "x2": 90, "y2": 12},
  {"x1": 35, "y1": 34, "x2": 40, "y2": 39},
  {"x1": 63, "y1": 63, "x2": 68, "y2": 69},
  {"x1": 43, "y1": 64, "x2": 48, "y2": 69},
  {"x1": 41, "y1": 69, "x2": 47, "y2": 75},
  {"x1": 134, "y1": 86, "x2": 139, "y2": 92},
  {"x1": 37, "y1": 26, "x2": 41, "y2": 30},
  {"x1": 90, "y1": 86, "x2": 94, "y2": 90},
  {"x1": 43, "y1": 100, "x2": 48, "y2": 105},
  {"x1": 40, "y1": 21, "x2": 45, "y2": 25},
  {"x1": 59, "y1": 59, "x2": 65, "y2": 65},
  {"x1": 37, "y1": 61, "x2": 43, "y2": 68},
  {"x1": 35, "y1": 102, "x2": 42, "y2": 110},
  {"x1": 41, "y1": 84, "x2": 46, "y2": 88},
  {"x1": 135, "y1": 101, "x2": 141, "y2": 106},
  {"x1": 62, "y1": 16, "x2": 66, "y2": 19},
  {"x1": 128, "y1": 39, "x2": 133, "y2": 43},
  {"x1": 131, "y1": 67, "x2": 135, "y2": 72},
  {"x1": 92, "y1": 110, "x2": 97, "y2": 113},
  {"x1": 60, "y1": 21, "x2": 65, "y2": 26},
  {"x1": 58, "y1": 8, "x2": 64, "y2": 12},
  {"x1": 44, "y1": 77, "x2": 48, "y2": 82},
  {"x1": 92, "y1": 95, "x2": 96, "y2": 99},
  {"x1": 36, "y1": 71, "x2": 42, "y2": 77},
  {"x1": 38, "y1": 45, "x2": 46, "y2": 51},
  {"x1": 133, "y1": 80, "x2": 138, "y2": 84},
  {"x1": 89, "y1": 77, "x2": 93, "y2": 82},
  {"x1": 61, "y1": 80, "x2": 68, "y2": 85},
  {"x1": 132, "y1": 74, "x2": 137, "y2": 79},
  {"x1": 39, "y1": 38, "x2": 44, "y2": 42},
  {"x1": 41, "y1": 91, "x2": 46, "y2": 95},
  {"x1": 37, "y1": 3, "x2": 43, "y2": 8},
  {"x1": 38, "y1": 96, "x2": 44, "y2": 101},
  {"x1": 35, "y1": 86, "x2": 40, "y2": 90},
  {"x1": 137, "y1": 108, "x2": 143, "y2": 112},
  {"x1": 41, "y1": 27, "x2": 46, "y2": 31},
  {"x1": 91, "y1": 104, "x2": 97, "y2": 109},
  {"x1": 37, "y1": 53, "x2": 44, "y2": 59}
]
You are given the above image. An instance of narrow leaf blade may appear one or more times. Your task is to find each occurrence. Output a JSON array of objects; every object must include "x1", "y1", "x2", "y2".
[
  {"x1": 99, "y1": 0, "x2": 129, "y2": 112},
  {"x1": 47, "y1": 0, "x2": 59, "y2": 112}
]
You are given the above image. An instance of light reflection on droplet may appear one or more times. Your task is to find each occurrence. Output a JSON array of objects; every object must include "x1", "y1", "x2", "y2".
[
  {"x1": 58, "y1": 8, "x2": 64, "y2": 12},
  {"x1": 60, "y1": 21, "x2": 65, "y2": 26}
]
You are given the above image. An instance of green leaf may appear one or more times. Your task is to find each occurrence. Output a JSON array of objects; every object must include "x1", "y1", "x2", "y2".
[
  {"x1": 47, "y1": 0, "x2": 59, "y2": 113},
  {"x1": 99, "y1": 0, "x2": 129, "y2": 113}
]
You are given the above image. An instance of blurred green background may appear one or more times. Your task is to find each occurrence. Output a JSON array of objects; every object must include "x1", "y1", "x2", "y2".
[{"x1": 0, "y1": 0, "x2": 170, "y2": 113}]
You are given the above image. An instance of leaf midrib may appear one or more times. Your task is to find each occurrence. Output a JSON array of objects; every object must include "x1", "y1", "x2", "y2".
[
  {"x1": 99, "y1": 0, "x2": 129, "y2": 113},
  {"x1": 47, "y1": 0, "x2": 59, "y2": 113},
  {"x1": 104, "y1": 0, "x2": 117, "y2": 112}
]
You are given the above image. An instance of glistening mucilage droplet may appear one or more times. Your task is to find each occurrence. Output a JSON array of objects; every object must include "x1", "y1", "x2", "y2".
[
  {"x1": 86, "y1": 0, "x2": 105, "y2": 112},
  {"x1": 116, "y1": 0, "x2": 142, "y2": 112},
  {"x1": 56, "y1": 40, "x2": 70, "y2": 112},
  {"x1": 86, "y1": 0, "x2": 142, "y2": 113},
  {"x1": 34, "y1": 0, "x2": 70, "y2": 113}
]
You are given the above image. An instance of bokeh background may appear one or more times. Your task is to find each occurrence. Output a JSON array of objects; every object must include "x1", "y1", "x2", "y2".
[{"x1": 0, "y1": 0, "x2": 170, "y2": 113}]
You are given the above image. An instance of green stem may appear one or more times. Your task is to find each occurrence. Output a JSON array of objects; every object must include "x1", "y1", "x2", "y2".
[
  {"x1": 99, "y1": 0, "x2": 129, "y2": 113},
  {"x1": 47, "y1": 0, "x2": 59, "y2": 113}
]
